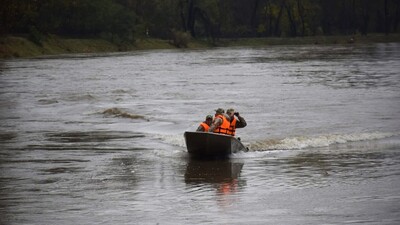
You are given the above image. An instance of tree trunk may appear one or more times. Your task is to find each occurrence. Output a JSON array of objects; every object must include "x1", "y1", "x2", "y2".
[
  {"x1": 187, "y1": 0, "x2": 196, "y2": 37},
  {"x1": 284, "y1": 1, "x2": 297, "y2": 37},
  {"x1": 179, "y1": 0, "x2": 187, "y2": 32},
  {"x1": 195, "y1": 7, "x2": 215, "y2": 43},
  {"x1": 384, "y1": 0, "x2": 389, "y2": 35},
  {"x1": 250, "y1": 0, "x2": 260, "y2": 36},
  {"x1": 265, "y1": 0, "x2": 273, "y2": 36},
  {"x1": 351, "y1": 0, "x2": 356, "y2": 34},
  {"x1": 394, "y1": 0, "x2": 400, "y2": 32},
  {"x1": 297, "y1": 0, "x2": 305, "y2": 36},
  {"x1": 361, "y1": 0, "x2": 370, "y2": 35},
  {"x1": 274, "y1": 3, "x2": 284, "y2": 36}
]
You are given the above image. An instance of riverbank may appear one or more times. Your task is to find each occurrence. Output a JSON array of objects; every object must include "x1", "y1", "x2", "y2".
[
  {"x1": 219, "y1": 33, "x2": 400, "y2": 46},
  {"x1": 0, "y1": 35, "x2": 178, "y2": 59},
  {"x1": 1, "y1": 34, "x2": 400, "y2": 59}
]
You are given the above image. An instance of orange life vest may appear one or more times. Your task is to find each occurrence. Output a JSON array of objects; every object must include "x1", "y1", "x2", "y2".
[
  {"x1": 228, "y1": 117, "x2": 237, "y2": 136},
  {"x1": 214, "y1": 115, "x2": 236, "y2": 136},
  {"x1": 200, "y1": 122, "x2": 210, "y2": 132}
]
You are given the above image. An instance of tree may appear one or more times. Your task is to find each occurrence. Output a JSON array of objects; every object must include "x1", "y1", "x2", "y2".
[{"x1": 2, "y1": 0, "x2": 400, "y2": 41}]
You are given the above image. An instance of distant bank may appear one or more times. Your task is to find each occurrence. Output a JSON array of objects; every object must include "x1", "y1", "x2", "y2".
[
  {"x1": 1, "y1": 34, "x2": 400, "y2": 59},
  {"x1": 0, "y1": 35, "x2": 178, "y2": 59}
]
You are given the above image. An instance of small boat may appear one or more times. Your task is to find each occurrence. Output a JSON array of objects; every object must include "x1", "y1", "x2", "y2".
[{"x1": 184, "y1": 131, "x2": 247, "y2": 157}]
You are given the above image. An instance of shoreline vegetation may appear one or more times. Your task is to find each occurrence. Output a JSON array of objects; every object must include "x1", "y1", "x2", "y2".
[
  {"x1": 1, "y1": 33, "x2": 400, "y2": 59},
  {"x1": 2, "y1": 1, "x2": 399, "y2": 59}
]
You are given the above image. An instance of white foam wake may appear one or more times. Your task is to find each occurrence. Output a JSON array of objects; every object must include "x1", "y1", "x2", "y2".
[
  {"x1": 248, "y1": 131, "x2": 399, "y2": 151},
  {"x1": 155, "y1": 131, "x2": 399, "y2": 152}
]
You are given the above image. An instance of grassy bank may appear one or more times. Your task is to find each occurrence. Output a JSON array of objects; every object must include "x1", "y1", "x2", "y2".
[
  {"x1": 218, "y1": 33, "x2": 400, "y2": 47},
  {"x1": 1, "y1": 34, "x2": 399, "y2": 59},
  {"x1": 0, "y1": 35, "x2": 180, "y2": 58}
]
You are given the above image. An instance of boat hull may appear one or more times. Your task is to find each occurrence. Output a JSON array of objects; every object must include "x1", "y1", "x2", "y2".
[{"x1": 184, "y1": 131, "x2": 246, "y2": 157}]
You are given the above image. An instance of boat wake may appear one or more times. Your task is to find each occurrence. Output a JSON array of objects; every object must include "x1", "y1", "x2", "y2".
[
  {"x1": 247, "y1": 131, "x2": 399, "y2": 151},
  {"x1": 157, "y1": 131, "x2": 399, "y2": 152},
  {"x1": 102, "y1": 107, "x2": 148, "y2": 120}
]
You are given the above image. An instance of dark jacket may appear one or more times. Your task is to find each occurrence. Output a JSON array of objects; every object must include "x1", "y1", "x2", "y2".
[{"x1": 234, "y1": 115, "x2": 247, "y2": 128}]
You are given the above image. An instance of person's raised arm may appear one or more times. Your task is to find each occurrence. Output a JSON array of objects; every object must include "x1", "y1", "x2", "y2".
[{"x1": 235, "y1": 112, "x2": 247, "y2": 128}]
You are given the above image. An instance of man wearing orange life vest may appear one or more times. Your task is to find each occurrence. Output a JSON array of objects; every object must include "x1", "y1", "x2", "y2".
[
  {"x1": 196, "y1": 115, "x2": 213, "y2": 132},
  {"x1": 208, "y1": 108, "x2": 246, "y2": 136}
]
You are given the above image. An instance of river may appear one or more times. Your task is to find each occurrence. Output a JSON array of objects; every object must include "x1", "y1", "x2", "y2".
[{"x1": 0, "y1": 43, "x2": 399, "y2": 224}]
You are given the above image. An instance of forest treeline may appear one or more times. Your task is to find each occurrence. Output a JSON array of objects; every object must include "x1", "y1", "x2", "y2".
[{"x1": 1, "y1": 0, "x2": 400, "y2": 45}]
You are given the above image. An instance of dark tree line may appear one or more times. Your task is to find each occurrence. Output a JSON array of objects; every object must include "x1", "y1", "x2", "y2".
[{"x1": 1, "y1": 0, "x2": 399, "y2": 43}]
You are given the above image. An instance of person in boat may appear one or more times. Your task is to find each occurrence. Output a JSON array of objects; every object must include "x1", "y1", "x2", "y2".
[
  {"x1": 207, "y1": 108, "x2": 229, "y2": 134},
  {"x1": 225, "y1": 108, "x2": 247, "y2": 136},
  {"x1": 196, "y1": 115, "x2": 213, "y2": 132},
  {"x1": 208, "y1": 108, "x2": 246, "y2": 136}
]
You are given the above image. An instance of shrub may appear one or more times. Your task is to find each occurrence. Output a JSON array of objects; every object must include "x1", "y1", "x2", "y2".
[
  {"x1": 170, "y1": 30, "x2": 191, "y2": 48},
  {"x1": 28, "y1": 26, "x2": 44, "y2": 46}
]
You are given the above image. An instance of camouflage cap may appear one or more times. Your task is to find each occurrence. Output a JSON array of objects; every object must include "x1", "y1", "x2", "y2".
[
  {"x1": 206, "y1": 115, "x2": 213, "y2": 120},
  {"x1": 226, "y1": 108, "x2": 235, "y2": 114},
  {"x1": 215, "y1": 108, "x2": 225, "y2": 114}
]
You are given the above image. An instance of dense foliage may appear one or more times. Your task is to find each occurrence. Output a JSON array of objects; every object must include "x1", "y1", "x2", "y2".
[{"x1": 1, "y1": 0, "x2": 399, "y2": 43}]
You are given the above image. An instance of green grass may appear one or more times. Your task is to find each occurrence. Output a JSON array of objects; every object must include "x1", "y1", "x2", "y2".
[
  {"x1": 0, "y1": 36, "x2": 120, "y2": 58},
  {"x1": 1, "y1": 33, "x2": 399, "y2": 59},
  {"x1": 217, "y1": 33, "x2": 400, "y2": 46}
]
